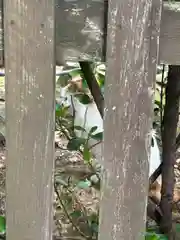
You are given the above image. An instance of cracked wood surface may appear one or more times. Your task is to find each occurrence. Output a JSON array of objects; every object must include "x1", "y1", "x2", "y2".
[
  {"x1": 4, "y1": 0, "x2": 55, "y2": 240},
  {"x1": 98, "y1": 0, "x2": 162, "y2": 239}
]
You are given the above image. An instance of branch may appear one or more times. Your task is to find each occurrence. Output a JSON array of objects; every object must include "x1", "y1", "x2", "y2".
[
  {"x1": 160, "y1": 64, "x2": 165, "y2": 138},
  {"x1": 159, "y1": 65, "x2": 180, "y2": 236},
  {"x1": 149, "y1": 98, "x2": 180, "y2": 186},
  {"x1": 147, "y1": 198, "x2": 162, "y2": 224},
  {"x1": 54, "y1": 183, "x2": 88, "y2": 239},
  {"x1": 79, "y1": 62, "x2": 104, "y2": 118}
]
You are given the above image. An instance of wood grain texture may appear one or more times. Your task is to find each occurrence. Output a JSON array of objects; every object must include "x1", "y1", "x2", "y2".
[
  {"x1": 4, "y1": 1, "x2": 55, "y2": 240},
  {"x1": 1, "y1": 1, "x2": 180, "y2": 64},
  {"x1": 98, "y1": 0, "x2": 162, "y2": 239},
  {"x1": 159, "y1": 2, "x2": 180, "y2": 64},
  {"x1": 0, "y1": 0, "x2": 3, "y2": 66}
]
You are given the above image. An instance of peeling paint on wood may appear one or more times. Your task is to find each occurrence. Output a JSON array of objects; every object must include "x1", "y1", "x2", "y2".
[
  {"x1": 98, "y1": 0, "x2": 162, "y2": 239},
  {"x1": 4, "y1": 0, "x2": 55, "y2": 240}
]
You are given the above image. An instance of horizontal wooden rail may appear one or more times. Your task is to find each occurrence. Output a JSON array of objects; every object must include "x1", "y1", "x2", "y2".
[
  {"x1": 56, "y1": 1, "x2": 180, "y2": 65},
  {"x1": 1, "y1": 1, "x2": 180, "y2": 65},
  {"x1": 159, "y1": 2, "x2": 180, "y2": 64}
]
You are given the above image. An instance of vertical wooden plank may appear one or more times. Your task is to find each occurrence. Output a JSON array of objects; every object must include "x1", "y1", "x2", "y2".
[
  {"x1": 98, "y1": 0, "x2": 162, "y2": 239},
  {"x1": 0, "y1": 0, "x2": 4, "y2": 67},
  {"x1": 4, "y1": 0, "x2": 55, "y2": 240}
]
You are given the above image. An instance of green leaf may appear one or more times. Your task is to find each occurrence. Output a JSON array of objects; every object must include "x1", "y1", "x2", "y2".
[
  {"x1": 70, "y1": 210, "x2": 82, "y2": 219},
  {"x1": 75, "y1": 93, "x2": 92, "y2": 105},
  {"x1": 56, "y1": 106, "x2": 70, "y2": 118},
  {"x1": 96, "y1": 73, "x2": 105, "y2": 89},
  {"x1": 146, "y1": 225, "x2": 159, "y2": 233},
  {"x1": 69, "y1": 69, "x2": 82, "y2": 78},
  {"x1": 89, "y1": 213, "x2": 99, "y2": 223},
  {"x1": 90, "y1": 222, "x2": 99, "y2": 233},
  {"x1": 82, "y1": 79, "x2": 88, "y2": 89},
  {"x1": 0, "y1": 215, "x2": 6, "y2": 234},
  {"x1": 55, "y1": 103, "x2": 61, "y2": 111},
  {"x1": 96, "y1": 64, "x2": 106, "y2": 75},
  {"x1": 154, "y1": 88, "x2": 165, "y2": 106},
  {"x1": 64, "y1": 195, "x2": 73, "y2": 206},
  {"x1": 89, "y1": 126, "x2": 98, "y2": 135},
  {"x1": 144, "y1": 232, "x2": 158, "y2": 240},
  {"x1": 144, "y1": 231, "x2": 168, "y2": 240},
  {"x1": 176, "y1": 223, "x2": 180, "y2": 232},
  {"x1": 154, "y1": 100, "x2": 162, "y2": 109},
  {"x1": 74, "y1": 125, "x2": 86, "y2": 132},
  {"x1": 56, "y1": 74, "x2": 70, "y2": 87},
  {"x1": 56, "y1": 109, "x2": 61, "y2": 118},
  {"x1": 67, "y1": 137, "x2": 85, "y2": 151},
  {"x1": 96, "y1": 70, "x2": 105, "y2": 76},
  {"x1": 77, "y1": 180, "x2": 91, "y2": 189},
  {"x1": 83, "y1": 146, "x2": 92, "y2": 163},
  {"x1": 91, "y1": 132, "x2": 103, "y2": 141},
  {"x1": 88, "y1": 213, "x2": 99, "y2": 233}
]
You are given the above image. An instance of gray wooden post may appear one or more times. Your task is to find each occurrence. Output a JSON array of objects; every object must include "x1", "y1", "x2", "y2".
[
  {"x1": 0, "y1": 0, "x2": 3, "y2": 66},
  {"x1": 4, "y1": 1, "x2": 55, "y2": 240},
  {"x1": 98, "y1": 0, "x2": 162, "y2": 239}
]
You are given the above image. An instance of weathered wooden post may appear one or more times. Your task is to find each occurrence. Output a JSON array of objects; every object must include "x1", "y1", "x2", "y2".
[
  {"x1": 4, "y1": 0, "x2": 55, "y2": 240},
  {"x1": 98, "y1": 0, "x2": 162, "y2": 239},
  {"x1": 0, "y1": 0, "x2": 3, "y2": 66}
]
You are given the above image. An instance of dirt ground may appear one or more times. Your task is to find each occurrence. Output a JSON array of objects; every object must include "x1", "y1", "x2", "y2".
[
  {"x1": 0, "y1": 134, "x2": 100, "y2": 239},
  {"x1": 0, "y1": 125, "x2": 180, "y2": 238},
  {"x1": 0, "y1": 136, "x2": 180, "y2": 239}
]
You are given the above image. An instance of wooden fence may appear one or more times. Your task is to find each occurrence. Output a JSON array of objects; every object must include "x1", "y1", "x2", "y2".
[{"x1": 2, "y1": 0, "x2": 180, "y2": 239}]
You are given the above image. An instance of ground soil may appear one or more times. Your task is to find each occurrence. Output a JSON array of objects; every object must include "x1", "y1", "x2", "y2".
[{"x1": 1, "y1": 134, "x2": 180, "y2": 239}]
